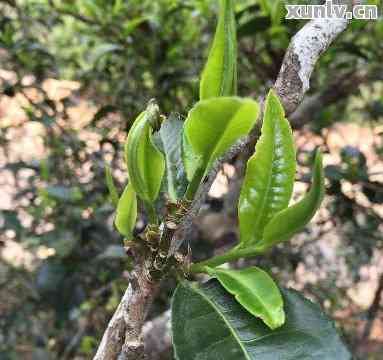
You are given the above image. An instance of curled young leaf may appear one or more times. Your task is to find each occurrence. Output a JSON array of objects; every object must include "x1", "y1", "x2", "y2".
[
  {"x1": 125, "y1": 102, "x2": 165, "y2": 203},
  {"x1": 183, "y1": 97, "x2": 259, "y2": 192},
  {"x1": 200, "y1": 0, "x2": 237, "y2": 100},
  {"x1": 115, "y1": 182, "x2": 137, "y2": 239},
  {"x1": 207, "y1": 266, "x2": 285, "y2": 329},
  {"x1": 105, "y1": 163, "x2": 119, "y2": 207},
  {"x1": 239, "y1": 89, "x2": 296, "y2": 247},
  {"x1": 260, "y1": 149, "x2": 325, "y2": 250}
]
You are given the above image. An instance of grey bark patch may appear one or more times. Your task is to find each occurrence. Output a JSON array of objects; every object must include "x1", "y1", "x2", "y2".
[{"x1": 274, "y1": 51, "x2": 303, "y2": 116}]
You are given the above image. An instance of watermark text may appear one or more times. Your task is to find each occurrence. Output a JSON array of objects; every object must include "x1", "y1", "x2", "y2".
[{"x1": 286, "y1": 1, "x2": 378, "y2": 20}]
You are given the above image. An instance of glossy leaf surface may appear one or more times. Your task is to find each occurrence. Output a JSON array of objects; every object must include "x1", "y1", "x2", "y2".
[
  {"x1": 172, "y1": 280, "x2": 351, "y2": 360},
  {"x1": 182, "y1": 130, "x2": 201, "y2": 182},
  {"x1": 115, "y1": 182, "x2": 137, "y2": 239},
  {"x1": 125, "y1": 105, "x2": 165, "y2": 203},
  {"x1": 105, "y1": 164, "x2": 119, "y2": 207},
  {"x1": 207, "y1": 266, "x2": 284, "y2": 329},
  {"x1": 200, "y1": 0, "x2": 237, "y2": 100},
  {"x1": 159, "y1": 113, "x2": 188, "y2": 201},
  {"x1": 260, "y1": 150, "x2": 325, "y2": 249},
  {"x1": 239, "y1": 90, "x2": 296, "y2": 246},
  {"x1": 183, "y1": 97, "x2": 259, "y2": 181}
]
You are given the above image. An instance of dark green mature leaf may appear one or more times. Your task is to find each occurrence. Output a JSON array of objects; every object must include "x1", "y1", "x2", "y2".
[
  {"x1": 260, "y1": 150, "x2": 325, "y2": 250},
  {"x1": 105, "y1": 164, "x2": 119, "y2": 207},
  {"x1": 125, "y1": 102, "x2": 165, "y2": 203},
  {"x1": 172, "y1": 280, "x2": 351, "y2": 360},
  {"x1": 238, "y1": 89, "x2": 296, "y2": 246},
  {"x1": 159, "y1": 113, "x2": 188, "y2": 201},
  {"x1": 115, "y1": 183, "x2": 137, "y2": 239},
  {"x1": 200, "y1": 0, "x2": 237, "y2": 100},
  {"x1": 206, "y1": 266, "x2": 284, "y2": 329},
  {"x1": 183, "y1": 97, "x2": 259, "y2": 181}
]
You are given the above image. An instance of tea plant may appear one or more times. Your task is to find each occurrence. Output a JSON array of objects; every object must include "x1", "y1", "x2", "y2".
[{"x1": 99, "y1": 0, "x2": 353, "y2": 359}]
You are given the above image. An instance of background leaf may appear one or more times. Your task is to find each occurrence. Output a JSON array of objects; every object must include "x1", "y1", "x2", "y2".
[
  {"x1": 115, "y1": 182, "x2": 137, "y2": 239},
  {"x1": 200, "y1": 0, "x2": 237, "y2": 100},
  {"x1": 261, "y1": 150, "x2": 325, "y2": 249},
  {"x1": 238, "y1": 90, "x2": 296, "y2": 247},
  {"x1": 183, "y1": 97, "x2": 259, "y2": 182},
  {"x1": 159, "y1": 113, "x2": 188, "y2": 201},
  {"x1": 207, "y1": 266, "x2": 284, "y2": 329},
  {"x1": 40, "y1": 185, "x2": 83, "y2": 203},
  {"x1": 171, "y1": 280, "x2": 351, "y2": 360},
  {"x1": 105, "y1": 164, "x2": 119, "y2": 207},
  {"x1": 96, "y1": 245, "x2": 126, "y2": 261}
]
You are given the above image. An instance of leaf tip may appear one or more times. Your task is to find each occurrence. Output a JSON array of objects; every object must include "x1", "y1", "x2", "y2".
[{"x1": 265, "y1": 88, "x2": 285, "y2": 118}]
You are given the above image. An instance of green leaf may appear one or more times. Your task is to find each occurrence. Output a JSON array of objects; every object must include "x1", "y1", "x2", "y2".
[
  {"x1": 122, "y1": 16, "x2": 151, "y2": 37},
  {"x1": 105, "y1": 164, "x2": 119, "y2": 207},
  {"x1": 182, "y1": 130, "x2": 201, "y2": 182},
  {"x1": 115, "y1": 182, "x2": 137, "y2": 239},
  {"x1": 91, "y1": 43, "x2": 123, "y2": 64},
  {"x1": 206, "y1": 266, "x2": 284, "y2": 329},
  {"x1": 260, "y1": 149, "x2": 325, "y2": 249},
  {"x1": 171, "y1": 280, "x2": 351, "y2": 360},
  {"x1": 183, "y1": 97, "x2": 259, "y2": 182},
  {"x1": 112, "y1": 0, "x2": 123, "y2": 16},
  {"x1": 270, "y1": 0, "x2": 285, "y2": 26},
  {"x1": 125, "y1": 103, "x2": 165, "y2": 203},
  {"x1": 39, "y1": 158, "x2": 50, "y2": 181},
  {"x1": 259, "y1": 0, "x2": 270, "y2": 14},
  {"x1": 238, "y1": 89, "x2": 296, "y2": 247},
  {"x1": 159, "y1": 113, "x2": 188, "y2": 201},
  {"x1": 200, "y1": 0, "x2": 237, "y2": 100}
]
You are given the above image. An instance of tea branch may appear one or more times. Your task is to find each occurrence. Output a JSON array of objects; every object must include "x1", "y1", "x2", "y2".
[
  {"x1": 275, "y1": 14, "x2": 351, "y2": 115},
  {"x1": 93, "y1": 5, "x2": 353, "y2": 359}
]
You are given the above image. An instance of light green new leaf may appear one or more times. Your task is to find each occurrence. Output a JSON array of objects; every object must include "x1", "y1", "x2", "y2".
[
  {"x1": 115, "y1": 182, "x2": 137, "y2": 239},
  {"x1": 207, "y1": 266, "x2": 284, "y2": 329},
  {"x1": 182, "y1": 130, "x2": 202, "y2": 182},
  {"x1": 200, "y1": 0, "x2": 237, "y2": 100},
  {"x1": 125, "y1": 104, "x2": 165, "y2": 203},
  {"x1": 105, "y1": 164, "x2": 119, "y2": 207},
  {"x1": 259, "y1": 0, "x2": 270, "y2": 13},
  {"x1": 159, "y1": 113, "x2": 188, "y2": 201},
  {"x1": 183, "y1": 97, "x2": 259, "y2": 182},
  {"x1": 260, "y1": 149, "x2": 325, "y2": 250},
  {"x1": 270, "y1": 0, "x2": 285, "y2": 26},
  {"x1": 171, "y1": 280, "x2": 351, "y2": 360},
  {"x1": 238, "y1": 89, "x2": 296, "y2": 246}
]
